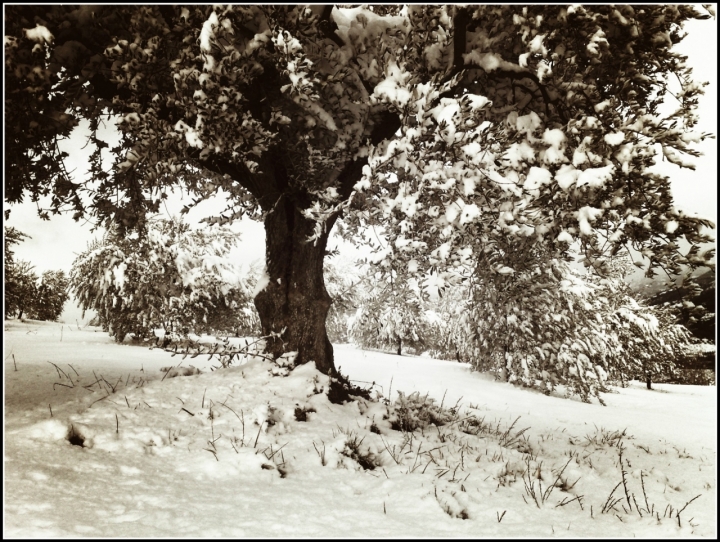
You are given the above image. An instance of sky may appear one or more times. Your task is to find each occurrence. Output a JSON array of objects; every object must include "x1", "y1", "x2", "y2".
[
  {"x1": 4, "y1": 13, "x2": 717, "y2": 320},
  {"x1": 4, "y1": 320, "x2": 717, "y2": 537}
]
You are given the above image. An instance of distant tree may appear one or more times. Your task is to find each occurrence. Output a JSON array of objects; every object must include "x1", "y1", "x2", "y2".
[
  {"x1": 70, "y1": 218, "x2": 258, "y2": 342},
  {"x1": 349, "y1": 263, "x2": 439, "y2": 355},
  {"x1": 323, "y1": 256, "x2": 364, "y2": 344},
  {"x1": 590, "y1": 258, "x2": 694, "y2": 390},
  {"x1": 29, "y1": 270, "x2": 70, "y2": 321},
  {"x1": 5, "y1": 260, "x2": 38, "y2": 320},
  {"x1": 4, "y1": 227, "x2": 37, "y2": 319}
]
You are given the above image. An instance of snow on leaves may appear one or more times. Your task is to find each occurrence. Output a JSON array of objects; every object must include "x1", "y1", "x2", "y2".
[{"x1": 70, "y1": 219, "x2": 258, "y2": 342}]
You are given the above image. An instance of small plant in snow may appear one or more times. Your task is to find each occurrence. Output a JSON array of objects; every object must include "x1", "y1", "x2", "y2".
[
  {"x1": 340, "y1": 431, "x2": 383, "y2": 471},
  {"x1": 386, "y1": 391, "x2": 457, "y2": 433}
]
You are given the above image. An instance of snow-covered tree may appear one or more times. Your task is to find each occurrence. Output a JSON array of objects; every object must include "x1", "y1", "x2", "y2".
[
  {"x1": 450, "y1": 253, "x2": 613, "y2": 401},
  {"x1": 4, "y1": 227, "x2": 38, "y2": 319},
  {"x1": 446, "y1": 253, "x2": 696, "y2": 400},
  {"x1": 323, "y1": 256, "x2": 364, "y2": 343},
  {"x1": 5, "y1": 260, "x2": 38, "y2": 320},
  {"x1": 6, "y1": 5, "x2": 715, "y2": 375},
  {"x1": 349, "y1": 264, "x2": 436, "y2": 355},
  {"x1": 585, "y1": 258, "x2": 694, "y2": 390},
  {"x1": 70, "y1": 218, "x2": 258, "y2": 342},
  {"x1": 28, "y1": 270, "x2": 70, "y2": 322}
]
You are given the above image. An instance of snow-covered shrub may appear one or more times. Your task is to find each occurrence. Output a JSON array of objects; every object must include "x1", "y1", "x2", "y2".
[
  {"x1": 70, "y1": 218, "x2": 258, "y2": 342},
  {"x1": 386, "y1": 391, "x2": 457, "y2": 432},
  {"x1": 340, "y1": 431, "x2": 383, "y2": 470}
]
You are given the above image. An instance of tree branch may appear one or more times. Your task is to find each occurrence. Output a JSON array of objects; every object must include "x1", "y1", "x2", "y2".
[
  {"x1": 317, "y1": 5, "x2": 345, "y2": 48},
  {"x1": 337, "y1": 110, "x2": 402, "y2": 200},
  {"x1": 451, "y1": 7, "x2": 470, "y2": 77}
]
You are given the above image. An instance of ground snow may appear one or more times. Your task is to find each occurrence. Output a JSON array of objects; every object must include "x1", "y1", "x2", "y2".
[{"x1": 4, "y1": 320, "x2": 717, "y2": 538}]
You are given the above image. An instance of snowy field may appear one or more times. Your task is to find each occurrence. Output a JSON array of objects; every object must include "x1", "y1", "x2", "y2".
[{"x1": 4, "y1": 320, "x2": 717, "y2": 538}]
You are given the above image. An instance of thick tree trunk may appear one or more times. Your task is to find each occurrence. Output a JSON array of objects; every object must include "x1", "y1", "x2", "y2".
[{"x1": 254, "y1": 196, "x2": 338, "y2": 375}]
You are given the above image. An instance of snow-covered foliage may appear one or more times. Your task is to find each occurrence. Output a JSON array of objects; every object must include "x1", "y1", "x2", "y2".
[
  {"x1": 69, "y1": 218, "x2": 258, "y2": 342},
  {"x1": 28, "y1": 270, "x2": 71, "y2": 322},
  {"x1": 4, "y1": 260, "x2": 38, "y2": 320},
  {"x1": 4, "y1": 227, "x2": 35, "y2": 319},
  {"x1": 323, "y1": 257, "x2": 363, "y2": 344},
  {"x1": 349, "y1": 264, "x2": 441, "y2": 356},
  {"x1": 445, "y1": 255, "x2": 697, "y2": 401},
  {"x1": 4, "y1": 5, "x2": 715, "y2": 374}
]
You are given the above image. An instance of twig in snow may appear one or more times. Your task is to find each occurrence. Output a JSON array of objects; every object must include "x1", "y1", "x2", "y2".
[
  {"x1": 204, "y1": 448, "x2": 219, "y2": 461},
  {"x1": 601, "y1": 482, "x2": 622, "y2": 514},
  {"x1": 53, "y1": 382, "x2": 74, "y2": 390},
  {"x1": 219, "y1": 401, "x2": 242, "y2": 422},
  {"x1": 618, "y1": 446, "x2": 632, "y2": 511},
  {"x1": 641, "y1": 471, "x2": 650, "y2": 513},
  {"x1": 676, "y1": 494, "x2": 702, "y2": 527},
  {"x1": 48, "y1": 361, "x2": 70, "y2": 382},
  {"x1": 312, "y1": 441, "x2": 327, "y2": 466},
  {"x1": 13, "y1": 354, "x2": 17, "y2": 372},
  {"x1": 49, "y1": 404, "x2": 53, "y2": 417},
  {"x1": 556, "y1": 495, "x2": 584, "y2": 509}
]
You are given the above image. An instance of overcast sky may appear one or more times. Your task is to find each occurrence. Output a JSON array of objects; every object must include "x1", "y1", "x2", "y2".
[{"x1": 4, "y1": 15, "x2": 717, "y2": 321}]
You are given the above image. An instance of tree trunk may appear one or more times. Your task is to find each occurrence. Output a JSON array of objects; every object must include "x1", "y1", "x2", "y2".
[
  {"x1": 646, "y1": 374, "x2": 652, "y2": 390},
  {"x1": 397, "y1": 337, "x2": 402, "y2": 356},
  {"x1": 254, "y1": 196, "x2": 337, "y2": 375}
]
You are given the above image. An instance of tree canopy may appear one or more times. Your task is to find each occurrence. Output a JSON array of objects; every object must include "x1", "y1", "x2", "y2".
[{"x1": 5, "y1": 5, "x2": 715, "y2": 375}]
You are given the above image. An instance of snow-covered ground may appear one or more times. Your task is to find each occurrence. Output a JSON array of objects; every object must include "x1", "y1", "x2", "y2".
[{"x1": 4, "y1": 320, "x2": 717, "y2": 537}]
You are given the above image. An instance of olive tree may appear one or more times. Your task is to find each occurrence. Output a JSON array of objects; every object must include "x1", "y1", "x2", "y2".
[{"x1": 5, "y1": 5, "x2": 714, "y2": 376}]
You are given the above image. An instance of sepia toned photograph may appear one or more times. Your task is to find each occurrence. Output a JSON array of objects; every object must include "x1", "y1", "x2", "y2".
[{"x1": 4, "y1": 4, "x2": 716, "y2": 537}]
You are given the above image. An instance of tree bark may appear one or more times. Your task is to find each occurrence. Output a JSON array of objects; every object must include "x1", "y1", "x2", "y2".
[
  {"x1": 397, "y1": 337, "x2": 402, "y2": 356},
  {"x1": 254, "y1": 195, "x2": 338, "y2": 375}
]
